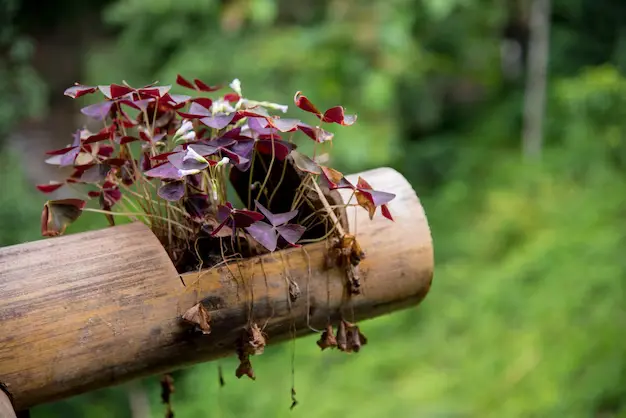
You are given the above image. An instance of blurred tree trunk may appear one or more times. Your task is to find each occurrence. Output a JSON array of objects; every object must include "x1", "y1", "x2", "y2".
[{"x1": 522, "y1": 0, "x2": 551, "y2": 159}]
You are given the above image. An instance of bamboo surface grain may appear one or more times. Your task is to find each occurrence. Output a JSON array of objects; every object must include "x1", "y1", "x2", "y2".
[{"x1": 0, "y1": 167, "x2": 434, "y2": 410}]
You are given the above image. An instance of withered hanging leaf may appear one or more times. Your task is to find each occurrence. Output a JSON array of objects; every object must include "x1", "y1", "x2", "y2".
[
  {"x1": 316, "y1": 324, "x2": 338, "y2": 351},
  {"x1": 336, "y1": 320, "x2": 348, "y2": 352},
  {"x1": 41, "y1": 198, "x2": 86, "y2": 237},
  {"x1": 349, "y1": 237, "x2": 366, "y2": 266},
  {"x1": 218, "y1": 363, "x2": 225, "y2": 387},
  {"x1": 346, "y1": 264, "x2": 362, "y2": 295},
  {"x1": 235, "y1": 356, "x2": 256, "y2": 380},
  {"x1": 182, "y1": 302, "x2": 211, "y2": 335},
  {"x1": 290, "y1": 387, "x2": 298, "y2": 410},
  {"x1": 160, "y1": 374, "x2": 175, "y2": 404},
  {"x1": 346, "y1": 322, "x2": 368, "y2": 353},
  {"x1": 242, "y1": 323, "x2": 266, "y2": 356},
  {"x1": 288, "y1": 278, "x2": 301, "y2": 303}
]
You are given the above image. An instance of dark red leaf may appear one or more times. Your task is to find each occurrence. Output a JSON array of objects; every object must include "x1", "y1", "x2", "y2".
[
  {"x1": 64, "y1": 84, "x2": 98, "y2": 99},
  {"x1": 83, "y1": 128, "x2": 112, "y2": 144},
  {"x1": 102, "y1": 182, "x2": 122, "y2": 207},
  {"x1": 97, "y1": 144, "x2": 115, "y2": 158},
  {"x1": 162, "y1": 93, "x2": 191, "y2": 109},
  {"x1": 98, "y1": 84, "x2": 134, "y2": 99},
  {"x1": 36, "y1": 182, "x2": 64, "y2": 193},
  {"x1": 322, "y1": 106, "x2": 357, "y2": 126},
  {"x1": 140, "y1": 152, "x2": 152, "y2": 171},
  {"x1": 238, "y1": 107, "x2": 271, "y2": 119},
  {"x1": 297, "y1": 123, "x2": 334, "y2": 143},
  {"x1": 88, "y1": 191, "x2": 101, "y2": 198},
  {"x1": 45, "y1": 145, "x2": 77, "y2": 156},
  {"x1": 294, "y1": 91, "x2": 322, "y2": 115},
  {"x1": 224, "y1": 93, "x2": 240, "y2": 102},
  {"x1": 176, "y1": 74, "x2": 196, "y2": 90},
  {"x1": 190, "y1": 97, "x2": 213, "y2": 108},
  {"x1": 320, "y1": 166, "x2": 355, "y2": 190},
  {"x1": 231, "y1": 209, "x2": 264, "y2": 228},
  {"x1": 118, "y1": 135, "x2": 139, "y2": 145},
  {"x1": 255, "y1": 139, "x2": 293, "y2": 160},
  {"x1": 381, "y1": 204, "x2": 393, "y2": 221},
  {"x1": 194, "y1": 78, "x2": 221, "y2": 92},
  {"x1": 137, "y1": 85, "x2": 171, "y2": 98},
  {"x1": 102, "y1": 157, "x2": 126, "y2": 166}
]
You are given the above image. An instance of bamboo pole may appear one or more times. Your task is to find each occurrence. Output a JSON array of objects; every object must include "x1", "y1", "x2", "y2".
[{"x1": 0, "y1": 167, "x2": 433, "y2": 411}]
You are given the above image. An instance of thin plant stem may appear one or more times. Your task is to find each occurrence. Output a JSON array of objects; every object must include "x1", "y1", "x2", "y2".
[{"x1": 82, "y1": 208, "x2": 194, "y2": 232}]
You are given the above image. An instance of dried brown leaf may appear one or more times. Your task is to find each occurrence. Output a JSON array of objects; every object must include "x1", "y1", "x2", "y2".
[
  {"x1": 182, "y1": 302, "x2": 211, "y2": 335},
  {"x1": 316, "y1": 324, "x2": 338, "y2": 350},
  {"x1": 235, "y1": 356, "x2": 256, "y2": 380},
  {"x1": 336, "y1": 320, "x2": 348, "y2": 352},
  {"x1": 346, "y1": 322, "x2": 368, "y2": 353},
  {"x1": 160, "y1": 374, "x2": 175, "y2": 404},
  {"x1": 244, "y1": 323, "x2": 266, "y2": 356}
]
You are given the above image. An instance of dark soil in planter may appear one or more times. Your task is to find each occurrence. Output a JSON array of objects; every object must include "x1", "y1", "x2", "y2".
[{"x1": 172, "y1": 154, "x2": 348, "y2": 275}]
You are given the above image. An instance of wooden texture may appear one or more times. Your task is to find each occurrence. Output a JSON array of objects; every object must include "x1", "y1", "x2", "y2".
[{"x1": 0, "y1": 167, "x2": 434, "y2": 410}]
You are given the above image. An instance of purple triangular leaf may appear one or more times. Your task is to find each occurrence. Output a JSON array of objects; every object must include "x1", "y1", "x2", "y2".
[
  {"x1": 168, "y1": 148, "x2": 209, "y2": 171},
  {"x1": 254, "y1": 200, "x2": 298, "y2": 226},
  {"x1": 276, "y1": 224, "x2": 305, "y2": 246},
  {"x1": 59, "y1": 130, "x2": 82, "y2": 167},
  {"x1": 81, "y1": 101, "x2": 114, "y2": 120},
  {"x1": 367, "y1": 189, "x2": 396, "y2": 206},
  {"x1": 246, "y1": 221, "x2": 278, "y2": 252},
  {"x1": 144, "y1": 161, "x2": 183, "y2": 180},
  {"x1": 158, "y1": 180, "x2": 186, "y2": 201},
  {"x1": 200, "y1": 112, "x2": 236, "y2": 129},
  {"x1": 177, "y1": 101, "x2": 212, "y2": 119},
  {"x1": 268, "y1": 118, "x2": 300, "y2": 132}
]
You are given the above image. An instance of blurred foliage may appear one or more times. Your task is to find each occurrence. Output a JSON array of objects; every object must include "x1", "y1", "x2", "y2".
[
  {"x1": 0, "y1": 0, "x2": 47, "y2": 141},
  {"x1": 1, "y1": 0, "x2": 626, "y2": 417}
]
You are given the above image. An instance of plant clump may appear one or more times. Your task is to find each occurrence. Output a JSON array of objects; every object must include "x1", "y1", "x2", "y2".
[
  {"x1": 36, "y1": 76, "x2": 394, "y2": 401},
  {"x1": 38, "y1": 76, "x2": 395, "y2": 274}
]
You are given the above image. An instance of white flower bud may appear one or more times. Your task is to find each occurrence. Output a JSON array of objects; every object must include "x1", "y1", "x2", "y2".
[
  {"x1": 229, "y1": 78, "x2": 242, "y2": 96},
  {"x1": 181, "y1": 130, "x2": 196, "y2": 141},
  {"x1": 175, "y1": 120, "x2": 193, "y2": 137}
]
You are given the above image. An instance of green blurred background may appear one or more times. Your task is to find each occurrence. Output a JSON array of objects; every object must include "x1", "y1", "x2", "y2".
[{"x1": 1, "y1": 0, "x2": 626, "y2": 416}]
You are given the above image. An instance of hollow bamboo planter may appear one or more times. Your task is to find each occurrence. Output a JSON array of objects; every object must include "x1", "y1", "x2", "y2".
[{"x1": 0, "y1": 167, "x2": 434, "y2": 411}]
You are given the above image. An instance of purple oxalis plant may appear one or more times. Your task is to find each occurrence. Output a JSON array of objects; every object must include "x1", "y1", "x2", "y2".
[{"x1": 37, "y1": 76, "x2": 396, "y2": 272}]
